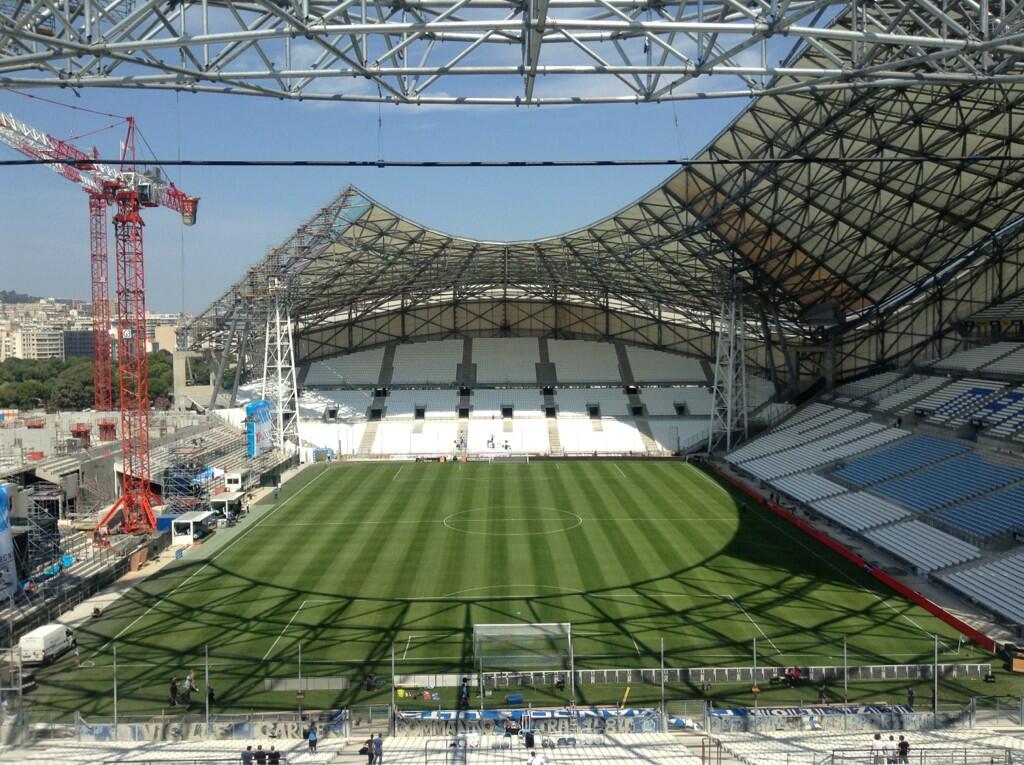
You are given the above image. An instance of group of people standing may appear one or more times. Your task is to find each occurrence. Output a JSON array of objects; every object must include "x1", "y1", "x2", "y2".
[
  {"x1": 360, "y1": 733, "x2": 384, "y2": 764},
  {"x1": 870, "y1": 733, "x2": 911, "y2": 764},
  {"x1": 168, "y1": 669, "x2": 213, "y2": 709}
]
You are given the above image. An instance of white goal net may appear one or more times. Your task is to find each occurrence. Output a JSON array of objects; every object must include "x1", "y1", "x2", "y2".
[{"x1": 473, "y1": 622, "x2": 571, "y2": 670}]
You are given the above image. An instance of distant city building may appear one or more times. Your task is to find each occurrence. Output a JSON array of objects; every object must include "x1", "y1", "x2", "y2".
[
  {"x1": 14, "y1": 325, "x2": 64, "y2": 360},
  {"x1": 63, "y1": 330, "x2": 94, "y2": 359},
  {"x1": 0, "y1": 296, "x2": 189, "y2": 361}
]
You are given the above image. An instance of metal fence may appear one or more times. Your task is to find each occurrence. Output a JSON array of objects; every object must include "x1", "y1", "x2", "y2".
[{"x1": 828, "y1": 748, "x2": 1015, "y2": 765}]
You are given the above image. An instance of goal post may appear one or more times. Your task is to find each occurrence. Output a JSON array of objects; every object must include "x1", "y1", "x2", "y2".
[{"x1": 473, "y1": 622, "x2": 571, "y2": 671}]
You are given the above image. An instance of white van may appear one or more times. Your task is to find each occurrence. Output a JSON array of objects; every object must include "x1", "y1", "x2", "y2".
[{"x1": 19, "y1": 624, "x2": 75, "y2": 665}]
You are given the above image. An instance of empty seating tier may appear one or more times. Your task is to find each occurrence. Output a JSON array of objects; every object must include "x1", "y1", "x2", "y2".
[
  {"x1": 639, "y1": 386, "x2": 712, "y2": 416},
  {"x1": 933, "y1": 484, "x2": 1024, "y2": 539},
  {"x1": 625, "y1": 346, "x2": 706, "y2": 383},
  {"x1": 471, "y1": 389, "x2": 545, "y2": 418},
  {"x1": 771, "y1": 473, "x2": 848, "y2": 503},
  {"x1": 473, "y1": 337, "x2": 540, "y2": 383},
  {"x1": 982, "y1": 343, "x2": 1024, "y2": 376},
  {"x1": 832, "y1": 435, "x2": 967, "y2": 486},
  {"x1": 304, "y1": 348, "x2": 384, "y2": 385},
  {"x1": 391, "y1": 340, "x2": 464, "y2": 384},
  {"x1": 556, "y1": 388, "x2": 630, "y2": 417},
  {"x1": 741, "y1": 423, "x2": 905, "y2": 481},
  {"x1": 864, "y1": 519, "x2": 981, "y2": 572},
  {"x1": 810, "y1": 492, "x2": 911, "y2": 531},
  {"x1": 874, "y1": 375, "x2": 947, "y2": 413},
  {"x1": 385, "y1": 389, "x2": 459, "y2": 419},
  {"x1": 832, "y1": 371, "x2": 905, "y2": 400},
  {"x1": 932, "y1": 342, "x2": 1020, "y2": 372},
  {"x1": 649, "y1": 419, "x2": 711, "y2": 452},
  {"x1": 548, "y1": 339, "x2": 621, "y2": 383},
  {"x1": 939, "y1": 551, "x2": 1024, "y2": 624},
  {"x1": 869, "y1": 452, "x2": 1024, "y2": 512}
]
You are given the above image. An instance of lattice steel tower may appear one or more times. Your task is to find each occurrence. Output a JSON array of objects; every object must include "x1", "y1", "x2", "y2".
[
  {"x1": 707, "y1": 271, "x2": 749, "y2": 453},
  {"x1": 261, "y1": 273, "x2": 301, "y2": 450}
]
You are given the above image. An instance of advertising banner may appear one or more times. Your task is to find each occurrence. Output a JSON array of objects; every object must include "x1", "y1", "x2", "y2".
[
  {"x1": 0, "y1": 484, "x2": 18, "y2": 599},
  {"x1": 245, "y1": 400, "x2": 273, "y2": 457}
]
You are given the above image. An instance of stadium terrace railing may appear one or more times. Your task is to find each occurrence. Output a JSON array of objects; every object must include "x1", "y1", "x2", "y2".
[
  {"x1": 483, "y1": 664, "x2": 991, "y2": 688},
  {"x1": 827, "y1": 748, "x2": 1014, "y2": 765}
]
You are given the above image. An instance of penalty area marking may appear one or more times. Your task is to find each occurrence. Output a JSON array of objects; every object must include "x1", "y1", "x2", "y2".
[
  {"x1": 92, "y1": 468, "x2": 331, "y2": 658},
  {"x1": 728, "y1": 595, "x2": 783, "y2": 655}
]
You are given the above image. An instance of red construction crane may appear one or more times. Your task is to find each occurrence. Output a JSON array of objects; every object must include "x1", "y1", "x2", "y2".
[{"x1": 0, "y1": 112, "x2": 199, "y2": 534}]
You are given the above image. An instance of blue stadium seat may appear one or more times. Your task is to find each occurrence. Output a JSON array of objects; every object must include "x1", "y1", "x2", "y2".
[
  {"x1": 832, "y1": 435, "x2": 968, "y2": 486},
  {"x1": 934, "y1": 485, "x2": 1024, "y2": 538},
  {"x1": 869, "y1": 452, "x2": 1024, "y2": 511}
]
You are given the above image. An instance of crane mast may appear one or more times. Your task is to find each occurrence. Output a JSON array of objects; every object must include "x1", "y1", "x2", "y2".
[{"x1": 0, "y1": 112, "x2": 199, "y2": 535}]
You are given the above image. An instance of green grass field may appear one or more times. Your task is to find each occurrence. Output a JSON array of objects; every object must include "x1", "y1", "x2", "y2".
[{"x1": 29, "y1": 460, "x2": 1011, "y2": 720}]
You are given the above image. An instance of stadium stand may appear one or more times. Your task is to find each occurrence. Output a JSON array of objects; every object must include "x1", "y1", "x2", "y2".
[
  {"x1": 981, "y1": 343, "x2": 1024, "y2": 376},
  {"x1": 830, "y1": 371, "x2": 905, "y2": 401},
  {"x1": 869, "y1": 452, "x2": 1024, "y2": 512},
  {"x1": 969, "y1": 388, "x2": 1024, "y2": 427},
  {"x1": 625, "y1": 346, "x2": 706, "y2": 383},
  {"x1": 548, "y1": 340, "x2": 621, "y2": 383},
  {"x1": 874, "y1": 375, "x2": 948, "y2": 413},
  {"x1": 648, "y1": 419, "x2": 711, "y2": 452},
  {"x1": 771, "y1": 473, "x2": 848, "y2": 503},
  {"x1": 556, "y1": 388, "x2": 631, "y2": 417},
  {"x1": 392, "y1": 340, "x2": 464, "y2": 384},
  {"x1": 728, "y1": 406, "x2": 866, "y2": 463},
  {"x1": 740, "y1": 423, "x2": 906, "y2": 480},
  {"x1": 716, "y1": 729, "x2": 1024, "y2": 765},
  {"x1": 639, "y1": 387, "x2": 713, "y2": 416},
  {"x1": 917, "y1": 379, "x2": 1004, "y2": 423},
  {"x1": 473, "y1": 337, "x2": 541, "y2": 383},
  {"x1": 931, "y1": 342, "x2": 1020, "y2": 372},
  {"x1": 468, "y1": 419, "x2": 549, "y2": 452},
  {"x1": 385, "y1": 389, "x2": 460, "y2": 419},
  {"x1": 832, "y1": 435, "x2": 969, "y2": 486},
  {"x1": 933, "y1": 485, "x2": 1024, "y2": 540},
  {"x1": 305, "y1": 348, "x2": 384, "y2": 386},
  {"x1": 471, "y1": 389, "x2": 545, "y2": 418},
  {"x1": 0, "y1": 738, "x2": 347, "y2": 763},
  {"x1": 301, "y1": 389, "x2": 372, "y2": 420},
  {"x1": 863, "y1": 520, "x2": 981, "y2": 572},
  {"x1": 557, "y1": 418, "x2": 646, "y2": 453},
  {"x1": 810, "y1": 492, "x2": 911, "y2": 531},
  {"x1": 938, "y1": 550, "x2": 1024, "y2": 624}
]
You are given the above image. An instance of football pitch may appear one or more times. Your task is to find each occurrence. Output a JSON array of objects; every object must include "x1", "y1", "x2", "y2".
[{"x1": 32, "y1": 460, "x2": 997, "y2": 718}]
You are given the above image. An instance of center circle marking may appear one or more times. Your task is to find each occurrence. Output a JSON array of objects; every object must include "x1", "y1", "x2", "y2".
[{"x1": 442, "y1": 505, "x2": 583, "y2": 536}]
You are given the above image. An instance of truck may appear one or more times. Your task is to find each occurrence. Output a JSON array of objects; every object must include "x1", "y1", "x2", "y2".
[{"x1": 19, "y1": 623, "x2": 75, "y2": 665}]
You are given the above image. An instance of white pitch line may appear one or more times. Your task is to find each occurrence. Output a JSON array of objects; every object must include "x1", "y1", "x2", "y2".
[
  {"x1": 261, "y1": 600, "x2": 308, "y2": 662},
  {"x1": 93, "y1": 468, "x2": 331, "y2": 657},
  {"x1": 613, "y1": 464, "x2": 627, "y2": 479},
  {"x1": 630, "y1": 635, "x2": 642, "y2": 657},
  {"x1": 394, "y1": 466, "x2": 404, "y2": 481},
  {"x1": 402, "y1": 634, "x2": 416, "y2": 660},
  {"x1": 728, "y1": 595, "x2": 783, "y2": 655}
]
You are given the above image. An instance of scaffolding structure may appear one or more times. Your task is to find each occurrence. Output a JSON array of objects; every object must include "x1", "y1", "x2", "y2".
[
  {"x1": 707, "y1": 272, "x2": 749, "y2": 453},
  {"x1": 25, "y1": 484, "x2": 64, "y2": 574},
  {"x1": 262, "y1": 272, "x2": 301, "y2": 451},
  {"x1": 162, "y1": 445, "x2": 213, "y2": 516}
]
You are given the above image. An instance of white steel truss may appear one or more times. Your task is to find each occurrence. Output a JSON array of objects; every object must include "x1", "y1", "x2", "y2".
[
  {"x1": 3, "y1": 1, "x2": 1024, "y2": 105},
  {"x1": 707, "y1": 272, "x2": 748, "y2": 453},
  {"x1": 261, "y1": 277, "x2": 301, "y2": 450}
]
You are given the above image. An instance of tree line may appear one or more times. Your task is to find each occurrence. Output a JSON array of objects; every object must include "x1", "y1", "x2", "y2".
[{"x1": 0, "y1": 351, "x2": 173, "y2": 410}]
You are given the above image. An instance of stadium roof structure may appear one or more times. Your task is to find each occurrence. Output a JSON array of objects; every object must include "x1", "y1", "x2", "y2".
[
  {"x1": 190, "y1": 22, "x2": 1024, "y2": 389},
  {"x1": 4, "y1": 0, "x2": 1024, "y2": 105}
]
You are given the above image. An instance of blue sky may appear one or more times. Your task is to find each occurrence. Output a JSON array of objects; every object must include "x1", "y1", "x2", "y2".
[{"x1": 0, "y1": 88, "x2": 748, "y2": 313}]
